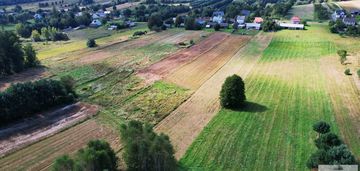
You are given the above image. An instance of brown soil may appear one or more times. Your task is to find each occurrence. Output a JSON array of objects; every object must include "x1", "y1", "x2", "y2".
[
  {"x1": 165, "y1": 35, "x2": 251, "y2": 89},
  {"x1": 137, "y1": 32, "x2": 229, "y2": 83},
  {"x1": 0, "y1": 68, "x2": 48, "y2": 92},
  {"x1": 0, "y1": 102, "x2": 99, "y2": 157},
  {"x1": 155, "y1": 33, "x2": 274, "y2": 158}
]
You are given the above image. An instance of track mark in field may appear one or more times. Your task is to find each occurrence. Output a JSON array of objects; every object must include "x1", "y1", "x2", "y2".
[
  {"x1": 165, "y1": 35, "x2": 251, "y2": 90},
  {"x1": 137, "y1": 33, "x2": 229, "y2": 83},
  {"x1": 0, "y1": 119, "x2": 120, "y2": 171},
  {"x1": 155, "y1": 32, "x2": 273, "y2": 158}
]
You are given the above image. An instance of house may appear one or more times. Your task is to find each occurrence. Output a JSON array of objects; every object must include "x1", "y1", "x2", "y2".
[
  {"x1": 212, "y1": 11, "x2": 224, "y2": 24},
  {"x1": 246, "y1": 23, "x2": 261, "y2": 30},
  {"x1": 343, "y1": 17, "x2": 356, "y2": 26},
  {"x1": 92, "y1": 14, "x2": 100, "y2": 19},
  {"x1": 90, "y1": 20, "x2": 102, "y2": 27},
  {"x1": 34, "y1": 13, "x2": 42, "y2": 20},
  {"x1": 240, "y1": 10, "x2": 251, "y2": 17},
  {"x1": 279, "y1": 23, "x2": 304, "y2": 30},
  {"x1": 350, "y1": 10, "x2": 360, "y2": 16},
  {"x1": 236, "y1": 15, "x2": 246, "y2": 24},
  {"x1": 75, "y1": 12, "x2": 83, "y2": 17},
  {"x1": 104, "y1": 11, "x2": 111, "y2": 15},
  {"x1": 254, "y1": 17, "x2": 264, "y2": 24},
  {"x1": 332, "y1": 10, "x2": 346, "y2": 21},
  {"x1": 291, "y1": 16, "x2": 301, "y2": 24},
  {"x1": 196, "y1": 18, "x2": 207, "y2": 25},
  {"x1": 126, "y1": 21, "x2": 136, "y2": 27},
  {"x1": 219, "y1": 23, "x2": 229, "y2": 28}
]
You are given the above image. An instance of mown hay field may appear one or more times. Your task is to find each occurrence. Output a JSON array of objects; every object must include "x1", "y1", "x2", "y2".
[{"x1": 180, "y1": 23, "x2": 360, "y2": 170}]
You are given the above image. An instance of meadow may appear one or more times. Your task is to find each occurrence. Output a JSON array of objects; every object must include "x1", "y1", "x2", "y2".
[{"x1": 180, "y1": 24, "x2": 360, "y2": 170}]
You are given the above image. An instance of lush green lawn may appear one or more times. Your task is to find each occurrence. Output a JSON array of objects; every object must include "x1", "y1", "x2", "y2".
[{"x1": 180, "y1": 24, "x2": 344, "y2": 171}]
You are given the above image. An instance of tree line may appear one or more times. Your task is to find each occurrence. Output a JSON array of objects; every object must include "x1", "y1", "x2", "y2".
[
  {"x1": 0, "y1": 30, "x2": 39, "y2": 77},
  {"x1": 0, "y1": 78, "x2": 76, "y2": 126},
  {"x1": 307, "y1": 121, "x2": 358, "y2": 168}
]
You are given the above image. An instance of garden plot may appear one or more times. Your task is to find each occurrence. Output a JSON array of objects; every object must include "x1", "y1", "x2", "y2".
[
  {"x1": 137, "y1": 32, "x2": 229, "y2": 83},
  {"x1": 165, "y1": 35, "x2": 251, "y2": 89}
]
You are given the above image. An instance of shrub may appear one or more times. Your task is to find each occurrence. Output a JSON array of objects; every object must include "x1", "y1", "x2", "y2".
[
  {"x1": 306, "y1": 149, "x2": 328, "y2": 169},
  {"x1": 214, "y1": 23, "x2": 221, "y2": 31},
  {"x1": 326, "y1": 144, "x2": 357, "y2": 165},
  {"x1": 315, "y1": 133, "x2": 343, "y2": 150},
  {"x1": 87, "y1": 39, "x2": 96, "y2": 48},
  {"x1": 344, "y1": 68, "x2": 351, "y2": 75},
  {"x1": 357, "y1": 69, "x2": 360, "y2": 78},
  {"x1": 337, "y1": 50, "x2": 347, "y2": 64},
  {"x1": 220, "y1": 74, "x2": 246, "y2": 109},
  {"x1": 313, "y1": 121, "x2": 330, "y2": 135},
  {"x1": 52, "y1": 140, "x2": 118, "y2": 171},
  {"x1": 0, "y1": 79, "x2": 76, "y2": 126},
  {"x1": 133, "y1": 31, "x2": 147, "y2": 37},
  {"x1": 120, "y1": 120, "x2": 177, "y2": 171},
  {"x1": 190, "y1": 39, "x2": 195, "y2": 45}
]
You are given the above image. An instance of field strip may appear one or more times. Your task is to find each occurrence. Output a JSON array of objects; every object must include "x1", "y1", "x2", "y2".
[
  {"x1": 0, "y1": 119, "x2": 121, "y2": 171},
  {"x1": 155, "y1": 32, "x2": 273, "y2": 158},
  {"x1": 320, "y1": 56, "x2": 360, "y2": 158},
  {"x1": 137, "y1": 32, "x2": 229, "y2": 83},
  {"x1": 165, "y1": 35, "x2": 251, "y2": 90}
]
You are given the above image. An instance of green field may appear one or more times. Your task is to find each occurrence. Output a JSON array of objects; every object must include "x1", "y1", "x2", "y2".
[{"x1": 180, "y1": 24, "x2": 359, "y2": 170}]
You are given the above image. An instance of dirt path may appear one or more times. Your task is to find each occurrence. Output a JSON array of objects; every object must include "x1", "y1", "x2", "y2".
[
  {"x1": 165, "y1": 35, "x2": 251, "y2": 89},
  {"x1": 155, "y1": 32, "x2": 273, "y2": 158},
  {"x1": 137, "y1": 32, "x2": 229, "y2": 83}
]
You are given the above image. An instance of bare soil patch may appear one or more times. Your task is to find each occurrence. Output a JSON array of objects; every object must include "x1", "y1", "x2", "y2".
[
  {"x1": 0, "y1": 102, "x2": 99, "y2": 158},
  {"x1": 0, "y1": 67, "x2": 48, "y2": 92},
  {"x1": 155, "y1": 33, "x2": 274, "y2": 158},
  {"x1": 337, "y1": 0, "x2": 360, "y2": 11},
  {"x1": 165, "y1": 35, "x2": 251, "y2": 89},
  {"x1": 106, "y1": 2, "x2": 141, "y2": 11},
  {"x1": 137, "y1": 32, "x2": 229, "y2": 83}
]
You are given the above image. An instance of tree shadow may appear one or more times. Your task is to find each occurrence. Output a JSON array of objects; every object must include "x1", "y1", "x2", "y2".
[{"x1": 232, "y1": 101, "x2": 268, "y2": 113}]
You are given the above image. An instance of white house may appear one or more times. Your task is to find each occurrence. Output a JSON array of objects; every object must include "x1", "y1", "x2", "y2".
[
  {"x1": 279, "y1": 23, "x2": 304, "y2": 30},
  {"x1": 343, "y1": 17, "x2": 356, "y2": 26},
  {"x1": 332, "y1": 10, "x2": 346, "y2": 21},
  {"x1": 246, "y1": 23, "x2": 261, "y2": 30},
  {"x1": 34, "y1": 13, "x2": 42, "y2": 20},
  {"x1": 92, "y1": 14, "x2": 100, "y2": 19},
  {"x1": 212, "y1": 11, "x2": 224, "y2": 24},
  {"x1": 236, "y1": 16, "x2": 246, "y2": 24}
]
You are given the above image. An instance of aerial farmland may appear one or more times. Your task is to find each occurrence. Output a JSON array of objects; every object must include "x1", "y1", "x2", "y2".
[{"x1": 0, "y1": 0, "x2": 359, "y2": 170}]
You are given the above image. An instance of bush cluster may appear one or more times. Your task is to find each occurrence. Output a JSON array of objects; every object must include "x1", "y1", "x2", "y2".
[
  {"x1": 307, "y1": 121, "x2": 357, "y2": 168},
  {"x1": 0, "y1": 79, "x2": 76, "y2": 126},
  {"x1": 52, "y1": 140, "x2": 118, "y2": 171}
]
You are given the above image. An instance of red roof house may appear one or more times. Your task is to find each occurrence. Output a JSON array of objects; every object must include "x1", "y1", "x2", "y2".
[
  {"x1": 291, "y1": 16, "x2": 301, "y2": 24},
  {"x1": 253, "y1": 17, "x2": 264, "y2": 24}
]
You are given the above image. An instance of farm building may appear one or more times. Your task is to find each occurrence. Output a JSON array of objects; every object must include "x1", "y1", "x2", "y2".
[
  {"x1": 279, "y1": 23, "x2": 304, "y2": 30},
  {"x1": 246, "y1": 23, "x2": 261, "y2": 30},
  {"x1": 291, "y1": 16, "x2": 301, "y2": 24}
]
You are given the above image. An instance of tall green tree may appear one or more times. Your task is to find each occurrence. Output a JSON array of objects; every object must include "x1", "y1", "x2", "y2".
[
  {"x1": 24, "y1": 43, "x2": 39, "y2": 67},
  {"x1": 220, "y1": 74, "x2": 246, "y2": 109},
  {"x1": 120, "y1": 120, "x2": 177, "y2": 171}
]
